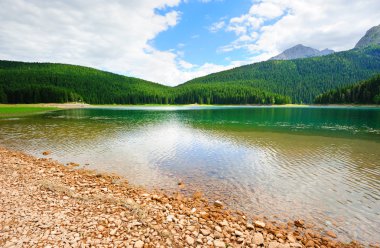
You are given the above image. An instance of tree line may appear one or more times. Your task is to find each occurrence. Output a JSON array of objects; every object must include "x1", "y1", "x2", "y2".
[
  {"x1": 0, "y1": 60, "x2": 291, "y2": 105},
  {"x1": 314, "y1": 74, "x2": 380, "y2": 104}
]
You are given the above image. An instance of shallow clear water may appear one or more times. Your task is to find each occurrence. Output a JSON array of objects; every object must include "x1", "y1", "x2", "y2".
[{"x1": 0, "y1": 106, "x2": 379, "y2": 244}]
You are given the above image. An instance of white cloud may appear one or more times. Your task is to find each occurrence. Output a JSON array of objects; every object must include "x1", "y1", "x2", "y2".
[
  {"x1": 208, "y1": 21, "x2": 225, "y2": 33},
  {"x1": 249, "y1": 2, "x2": 285, "y2": 20},
  {"x1": 178, "y1": 60, "x2": 195, "y2": 69},
  {"x1": 223, "y1": 0, "x2": 380, "y2": 60},
  {"x1": 1, "y1": 0, "x2": 378, "y2": 86},
  {"x1": 0, "y1": 0, "x2": 232, "y2": 86}
]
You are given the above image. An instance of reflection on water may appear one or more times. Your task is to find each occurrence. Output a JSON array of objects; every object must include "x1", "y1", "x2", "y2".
[{"x1": 0, "y1": 106, "x2": 379, "y2": 244}]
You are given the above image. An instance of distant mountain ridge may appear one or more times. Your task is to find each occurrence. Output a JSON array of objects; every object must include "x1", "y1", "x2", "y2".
[
  {"x1": 183, "y1": 45, "x2": 380, "y2": 103},
  {"x1": 355, "y1": 24, "x2": 380, "y2": 48},
  {"x1": 269, "y1": 44, "x2": 334, "y2": 60},
  {"x1": 182, "y1": 24, "x2": 380, "y2": 103}
]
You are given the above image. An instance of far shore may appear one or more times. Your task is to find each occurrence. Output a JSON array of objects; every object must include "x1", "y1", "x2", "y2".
[
  {"x1": 1, "y1": 102, "x2": 379, "y2": 118},
  {"x1": 1, "y1": 102, "x2": 380, "y2": 110},
  {"x1": 0, "y1": 146, "x2": 363, "y2": 247}
]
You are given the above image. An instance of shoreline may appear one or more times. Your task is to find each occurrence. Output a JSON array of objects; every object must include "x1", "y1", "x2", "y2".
[
  {"x1": 0, "y1": 147, "x2": 364, "y2": 247},
  {"x1": 1, "y1": 102, "x2": 380, "y2": 110}
]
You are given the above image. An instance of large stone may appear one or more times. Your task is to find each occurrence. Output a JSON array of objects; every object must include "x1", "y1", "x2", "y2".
[
  {"x1": 278, "y1": 244, "x2": 290, "y2": 248},
  {"x1": 253, "y1": 232, "x2": 264, "y2": 245},
  {"x1": 234, "y1": 230, "x2": 243, "y2": 237},
  {"x1": 269, "y1": 241, "x2": 280, "y2": 248},
  {"x1": 326, "y1": 230, "x2": 337, "y2": 238},
  {"x1": 161, "y1": 230, "x2": 170, "y2": 237},
  {"x1": 166, "y1": 215, "x2": 175, "y2": 222},
  {"x1": 305, "y1": 240, "x2": 315, "y2": 247},
  {"x1": 200, "y1": 229, "x2": 210, "y2": 236},
  {"x1": 214, "y1": 200, "x2": 223, "y2": 207},
  {"x1": 219, "y1": 220, "x2": 229, "y2": 226},
  {"x1": 254, "y1": 221, "x2": 266, "y2": 228},
  {"x1": 109, "y1": 229, "x2": 117, "y2": 236},
  {"x1": 134, "y1": 240, "x2": 144, "y2": 248},
  {"x1": 287, "y1": 234, "x2": 296, "y2": 243},
  {"x1": 247, "y1": 223, "x2": 255, "y2": 230},
  {"x1": 290, "y1": 243, "x2": 303, "y2": 248},
  {"x1": 294, "y1": 220, "x2": 304, "y2": 228},
  {"x1": 213, "y1": 240, "x2": 226, "y2": 248},
  {"x1": 186, "y1": 236, "x2": 195, "y2": 245}
]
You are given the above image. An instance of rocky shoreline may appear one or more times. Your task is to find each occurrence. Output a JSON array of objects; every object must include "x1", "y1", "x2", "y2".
[{"x1": 0, "y1": 147, "x2": 364, "y2": 247}]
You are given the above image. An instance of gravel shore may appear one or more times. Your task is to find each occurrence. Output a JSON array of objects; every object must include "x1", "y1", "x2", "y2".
[{"x1": 0, "y1": 147, "x2": 363, "y2": 248}]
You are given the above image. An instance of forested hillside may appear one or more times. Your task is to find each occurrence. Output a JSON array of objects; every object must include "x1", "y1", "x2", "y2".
[
  {"x1": 0, "y1": 60, "x2": 290, "y2": 105},
  {"x1": 174, "y1": 82, "x2": 291, "y2": 104},
  {"x1": 2, "y1": 46, "x2": 379, "y2": 105},
  {"x1": 0, "y1": 61, "x2": 171, "y2": 104},
  {"x1": 314, "y1": 74, "x2": 380, "y2": 104},
  {"x1": 182, "y1": 45, "x2": 380, "y2": 103}
]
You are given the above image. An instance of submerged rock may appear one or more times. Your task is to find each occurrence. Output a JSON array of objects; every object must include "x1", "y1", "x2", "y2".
[
  {"x1": 294, "y1": 220, "x2": 305, "y2": 228},
  {"x1": 326, "y1": 230, "x2": 337, "y2": 238},
  {"x1": 214, "y1": 200, "x2": 223, "y2": 207}
]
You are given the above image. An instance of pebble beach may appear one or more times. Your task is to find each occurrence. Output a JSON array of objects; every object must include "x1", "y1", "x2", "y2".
[{"x1": 0, "y1": 147, "x2": 365, "y2": 248}]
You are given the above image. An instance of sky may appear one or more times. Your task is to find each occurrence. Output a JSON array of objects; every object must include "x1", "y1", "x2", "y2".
[{"x1": 0, "y1": 0, "x2": 379, "y2": 86}]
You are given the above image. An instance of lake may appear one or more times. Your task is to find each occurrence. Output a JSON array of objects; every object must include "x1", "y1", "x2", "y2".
[{"x1": 0, "y1": 106, "x2": 379, "y2": 244}]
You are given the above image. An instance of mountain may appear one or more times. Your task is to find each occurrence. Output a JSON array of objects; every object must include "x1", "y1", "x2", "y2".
[
  {"x1": 314, "y1": 74, "x2": 380, "y2": 104},
  {"x1": 181, "y1": 45, "x2": 380, "y2": 103},
  {"x1": 269, "y1": 44, "x2": 334, "y2": 60},
  {"x1": 355, "y1": 24, "x2": 380, "y2": 48},
  {"x1": 0, "y1": 60, "x2": 290, "y2": 105}
]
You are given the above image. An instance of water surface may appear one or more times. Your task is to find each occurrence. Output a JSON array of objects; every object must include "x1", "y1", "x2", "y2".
[{"x1": 0, "y1": 106, "x2": 379, "y2": 244}]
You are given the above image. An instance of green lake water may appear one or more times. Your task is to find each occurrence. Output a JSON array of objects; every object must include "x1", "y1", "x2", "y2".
[{"x1": 0, "y1": 106, "x2": 379, "y2": 244}]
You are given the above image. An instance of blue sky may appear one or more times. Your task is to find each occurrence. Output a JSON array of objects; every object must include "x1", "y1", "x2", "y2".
[
  {"x1": 0, "y1": 0, "x2": 379, "y2": 85},
  {"x1": 154, "y1": 0, "x2": 253, "y2": 66}
]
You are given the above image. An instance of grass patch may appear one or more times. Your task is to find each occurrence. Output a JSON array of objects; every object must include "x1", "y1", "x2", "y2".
[{"x1": 0, "y1": 104, "x2": 59, "y2": 117}]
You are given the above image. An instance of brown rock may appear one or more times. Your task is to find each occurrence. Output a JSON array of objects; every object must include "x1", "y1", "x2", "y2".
[
  {"x1": 254, "y1": 220, "x2": 266, "y2": 228},
  {"x1": 42, "y1": 151, "x2": 51, "y2": 156},
  {"x1": 214, "y1": 200, "x2": 223, "y2": 207},
  {"x1": 134, "y1": 240, "x2": 144, "y2": 248},
  {"x1": 326, "y1": 230, "x2": 337, "y2": 238},
  {"x1": 287, "y1": 234, "x2": 296, "y2": 243},
  {"x1": 161, "y1": 229, "x2": 170, "y2": 237},
  {"x1": 200, "y1": 229, "x2": 211, "y2": 236},
  {"x1": 213, "y1": 240, "x2": 226, "y2": 248},
  {"x1": 305, "y1": 240, "x2": 315, "y2": 247},
  {"x1": 269, "y1": 241, "x2": 280, "y2": 248},
  {"x1": 234, "y1": 230, "x2": 243, "y2": 237},
  {"x1": 186, "y1": 235, "x2": 195, "y2": 245},
  {"x1": 193, "y1": 191, "x2": 202, "y2": 199},
  {"x1": 178, "y1": 181, "x2": 185, "y2": 189},
  {"x1": 294, "y1": 220, "x2": 304, "y2": 228},
  {"x1": 247, "y1": 223, "x2": 255, "y2": 230},
  {"x1": 253, "y1": 232, "x2": 264, "y2": 245}
]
